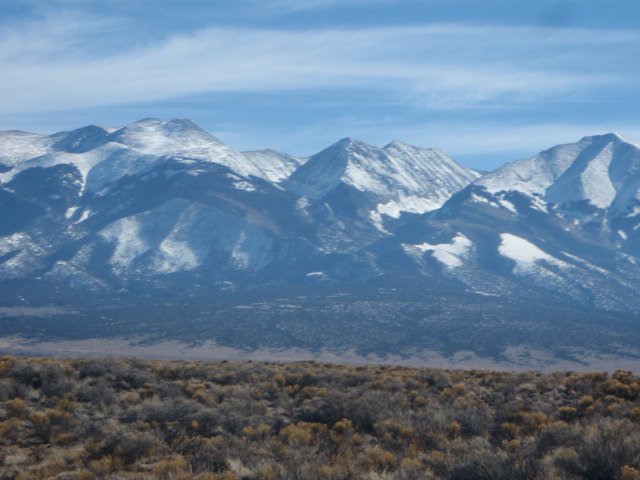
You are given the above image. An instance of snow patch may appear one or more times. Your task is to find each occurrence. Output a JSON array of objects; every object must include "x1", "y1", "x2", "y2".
[
  {"x1": 98, "y1": 200, "x2": 273, "y2": 274},
  {"x1": 75, "y1": 209, "x2": 91, "y2": 224},
  {"x1": 64, "y1": 206, "x2": 79, "y2": 219},
  {"x1": 405, "y1": 234, "x2": 472, "y2": 269},
  {"x1": 153, "y1": 235, "x2": 200, "y2": 274},
  {"x1": 233, "y1": 181, "x2": 256, "y2": 192},
  {"x1": 369, "y1": 211, "x2": 389, "y2": 234},
  {"x1": 578, "y1": 143, "x2": 617, "y2": 208},
  {"x1": 377, "y1": 194, "x2": 444, "y2": 218},
  {"x1": 470, "y1": 193, "x2": 492, "y2": 205},
  {"x1": 498, "y1": 233, "x2": 564, "y2": 274},
  {"x1": 100, "y1": 218, "x2": 148, "y2": 272},
  {"x1": 498, "y1": 199, "x2": 517, "y2": 213},
  {"x1": 627, "y1": 206, "x2": 640, "y2": 217},
  {"x1": 529, "y1": 195, "x2": 548, "y2": 212},
  {"x1": 562, "y1": 251, "x2": 609, "y2": 275},
  {"x1": 467, "y1": 290, "x2": 500, "y2": 297}
]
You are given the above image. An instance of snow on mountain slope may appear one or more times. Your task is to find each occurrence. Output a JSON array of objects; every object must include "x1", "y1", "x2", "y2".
[
  {"x1": 98, "y1": 198, "x2": 274, "y2": 276},
  {"x1": 108, "y1": 118, "x2": 216, "y2": 154},
  {"x1": 285, "y1": 138, "x2": 479, "y2": 223},
  {"x1": 50, "y1": 125, "x2": 112, "y2": 154},
  {"x1": 0, "y1": 232, "x2": 48, "y2": 278},
  {"x1": 108, "y1": 119, "x2": 312, "y2": 184},
  {"x1": 498, "y1": 233, "x2": 566, "y2": 275},
  {"x1": 383, "y1": 141, "x2": 480, "y2": 196},
  {"x1": 242, "y1": 149, "x2": 307, "y2": 182},
  {"x1": 476, "y1": 140, "x2": 581, "y2": 197},
  {"x1": 3, "y1": 120, "x2": 640, "y2": 320},
  {"x1": 0, "y1": 119, "x2": 314, "y2": 190},
  {"x1": 0, "y1": 131, "x2": 54, "y2": 169},
  {"x1": 477, "y1": 133, "x2": 640, "y2": 211},
  {"x1": 403, "y1": 233, "x2": 473, "y2": 269},
  {"x1": 0, "y1": 126, "x2": 116, "y2": 184},
  {"x1": 545, "y1": 134, "x2": 640, "y2": 210},
  {"x1": 107, "y1": 118, "x2": 268, "y2": 180}
]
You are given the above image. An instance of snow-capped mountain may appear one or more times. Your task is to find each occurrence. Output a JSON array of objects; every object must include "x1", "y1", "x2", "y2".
[
  {"x1": 0, "y1": 119, "x2": 309, "y2": 192},
  {"x1": 477, "y1": 133, "x2": 640, "y2": 209},
  {"x1": 395, "y1": 132, "x2": 640, "y2": 315},
  {"x1": 1, "y1": 119, "x2": 640, "y2": 366},
  {"x1": 472, "y1": 133, "x2": 640, "y2": 252},
  {"x1": 285, "y1": 137, "x2": 479, "y2": 231}
]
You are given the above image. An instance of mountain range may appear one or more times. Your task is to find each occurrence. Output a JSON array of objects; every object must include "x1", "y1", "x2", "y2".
[{"x1": 1, "y1": 118, "x2": 640, "y2": 370}]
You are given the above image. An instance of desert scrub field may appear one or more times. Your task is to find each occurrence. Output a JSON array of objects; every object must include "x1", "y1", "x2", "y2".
[{"x1": 1, "y1": 356, "x2": 640, "y2": 479}]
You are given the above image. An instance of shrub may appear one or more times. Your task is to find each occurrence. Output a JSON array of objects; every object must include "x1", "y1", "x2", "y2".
[
  {"x1": 2, "y1": 356, "x2": 640, "y2": 479},
  {"x1": 189, "y1": 439, "x2": 229, "y2": 473},
  {"x1": 85, "y1": 428, "x2": 158, "y2": 465}
]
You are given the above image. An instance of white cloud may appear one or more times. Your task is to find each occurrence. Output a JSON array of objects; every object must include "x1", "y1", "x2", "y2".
[
  {"x1": 0, "y1": 16, "x2": 638, "y2": 115},
  {"x1": 0, "y1": 12, "x2": 124, "y2": 63}
]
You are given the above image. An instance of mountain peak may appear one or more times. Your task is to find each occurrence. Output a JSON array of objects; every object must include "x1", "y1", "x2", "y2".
[
  {"x1": 579, "y1": 132, "x2": 628, "y2": 144},
  {"x1": 109, "y1": 118, "x2": 220, "y2": 154},
  {"x1": 51, "y1": 125, "x2": 111, "y2": 153},
  {"x1": 476, "y1": 132, "x2": 640, "y2": 210},
  {"x1": 119, "y1": 118, "x2": 211, "y2": 137},
  {"x1": 384, "y1": 140, "x2": 412, "y2": 150},
  {"x1": 285, "y1": 133, "x2": 479, "y2": 223},
  {"x1": 328, "y1": 137, "x2": 374, "y2": 152},
  {"x1": 132, "y1": 117, "x2": 200, "y2": 128}
]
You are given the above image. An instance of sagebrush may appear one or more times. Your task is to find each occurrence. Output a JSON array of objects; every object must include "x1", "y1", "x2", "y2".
[{"x1": 1, "y1": 356, "x2": 640, "y2": 479}]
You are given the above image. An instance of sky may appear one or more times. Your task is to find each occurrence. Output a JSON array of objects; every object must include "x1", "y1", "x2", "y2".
[{"x1": 0, "y1": 0, "x2": 639, "y2": 170}]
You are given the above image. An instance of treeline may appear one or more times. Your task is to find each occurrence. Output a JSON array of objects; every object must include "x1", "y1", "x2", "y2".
[{"x1": 1, "y1": 356, "x2": 640, "y2": 479}]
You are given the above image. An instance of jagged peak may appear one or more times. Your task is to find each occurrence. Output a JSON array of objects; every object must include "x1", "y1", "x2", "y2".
[
  {"x1": 326, "y1": 137, "x2": 376, "y2": 151},
  {"x1": 297, "y1": 138, "x2": 377, "y2": 168}
]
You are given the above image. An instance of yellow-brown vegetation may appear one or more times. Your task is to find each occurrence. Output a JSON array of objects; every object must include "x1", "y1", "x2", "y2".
[{"x1": 0, "y1": 356, "x2": 639, "y2": 479}]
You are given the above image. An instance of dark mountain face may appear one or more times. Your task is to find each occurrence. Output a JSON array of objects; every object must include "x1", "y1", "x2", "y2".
[{"x1": 1, "y1": 119, "x2": 640, "y2": 368}]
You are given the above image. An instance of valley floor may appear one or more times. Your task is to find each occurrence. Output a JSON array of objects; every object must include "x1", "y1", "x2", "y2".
[
  {"x1": 3, "y1": 335, "x2": 640, "y2": 373},
  {"x1": 2, "y1": 288, "x2": 640, "y2": 374},
  {"x1": 1, "y1": 356, "x2": 640, "y2": 479}
]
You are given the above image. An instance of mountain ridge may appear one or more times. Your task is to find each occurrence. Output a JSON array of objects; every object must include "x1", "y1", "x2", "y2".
[{"x1": 1, "y1": 118, "x2": 640, "y2": 367}]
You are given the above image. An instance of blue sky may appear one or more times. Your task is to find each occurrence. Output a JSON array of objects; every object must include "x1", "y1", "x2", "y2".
[{"x1": 1, "y1": 0, "x2": 639, "y2": 169}]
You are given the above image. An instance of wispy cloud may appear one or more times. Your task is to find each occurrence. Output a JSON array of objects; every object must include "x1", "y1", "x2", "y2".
[
  {"x1": 0, "y1": 14, "x2": 637, "y2": 115},
  {"x1": 0, "y1": 12, "x2": 124, "y2": 62}
]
